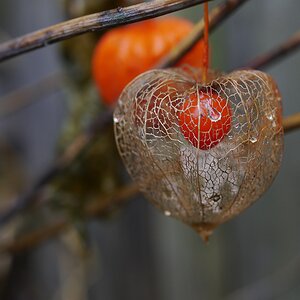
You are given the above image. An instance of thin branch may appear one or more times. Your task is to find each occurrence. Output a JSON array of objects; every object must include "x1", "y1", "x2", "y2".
[
  {"x1": 0, "y1": 72, "x2": 65, "y2": 117},
  {"x1": 282, "y1": 112, "x2": 300, "y2": 133},
  {"x1": 244, "y1": 30, "x2": 300, "y2": 70},
  {"x1": 0, "y1": 182, "x2": 139, "y2": 254},
  {"x1": 0, "y1": 220, "x2": 68, "y2": 254},
  {"x1": 157, "y1": 0, "x2": 249, "y2": 68},
  {"x1": 0, "y1": 0, "x2": 212, "y2": 62}
]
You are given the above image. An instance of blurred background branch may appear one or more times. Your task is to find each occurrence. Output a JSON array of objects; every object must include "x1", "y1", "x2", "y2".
[
  {"x1": 282, "y1": 112, "x2": 300, "y2": 133},
  {"x1": 0, "y1": 182, "x2": 139, "y2": 254},
  {"x1": 245, "y1": 30, "x2": 300, "y2": 70},
  {"x1": 0, "y1": 72, "x2": 65, "y2": 117}
]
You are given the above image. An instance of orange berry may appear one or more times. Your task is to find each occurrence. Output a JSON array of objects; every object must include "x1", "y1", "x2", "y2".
[
  {"x1": 92, "y1": 17, "x2": 206, "y2": 105},
  {"x1": 178, "y1": 91, "x2": 232, "y2": 150}
]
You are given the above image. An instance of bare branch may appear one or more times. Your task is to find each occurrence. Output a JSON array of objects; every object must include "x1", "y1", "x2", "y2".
[
  {"x1": 158, "y1": 0, "x2": 249, "y2": 68},
  {"x1": 0, "y1": 182, "x2": 139, "y2": 254},
  {"x1": 0, "y1": 72, "x2": 65, "y2": 117},
  {"x1": 0, "y1": 220, "x2": 68, "y2": 254},
  {"x1": 0, "y1": 0, "x2": 212, "y2": 62},
  {"x1": 245, "y1": 31, "x2": 300, "y2": 70},
  {"x1": 283, "y1": 112, "x2": 300, "y2": 134}
]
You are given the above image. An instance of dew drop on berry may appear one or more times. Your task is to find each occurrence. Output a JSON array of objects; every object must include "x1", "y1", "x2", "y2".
[{"x1": 208, "y1": 108, "x2": 222, "y2": 122}]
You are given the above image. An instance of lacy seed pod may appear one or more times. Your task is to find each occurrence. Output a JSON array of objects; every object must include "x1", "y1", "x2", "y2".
[{"x1": 114, "y1": 67, "x2": 283, "y2": 240}]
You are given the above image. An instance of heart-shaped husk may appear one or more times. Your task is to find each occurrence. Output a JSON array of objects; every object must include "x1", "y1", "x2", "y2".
[{"x1": 114, "y1": 67, "x2": 283, "y2": 241}]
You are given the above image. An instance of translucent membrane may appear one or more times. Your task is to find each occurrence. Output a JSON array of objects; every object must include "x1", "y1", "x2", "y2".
[{"x1": 114, "y1": 67, "x2": 283, "y2": 240}]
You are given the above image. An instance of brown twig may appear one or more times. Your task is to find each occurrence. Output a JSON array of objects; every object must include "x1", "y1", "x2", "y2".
[
  {"x1": 282, "y1": 112, "x2": 300, "y2": 133},
  {"x1": 157, "y1": 0, "x2": 249, "y2": 68},
  {"x1": 0, "y1": 0, "x2": 213, "y2": 62},
  {"x1": 0, "y1": 182, "x2": 139, "y2": 254},
  {"x1": 1, "y1": 220, "x2": 68, "y2": 254},
  {"x1": 0, "y1": 72, "x2": 65, "y2": 117},
  {"x1": 244, "y1": 31, "x2": 300, "y2": 70}
]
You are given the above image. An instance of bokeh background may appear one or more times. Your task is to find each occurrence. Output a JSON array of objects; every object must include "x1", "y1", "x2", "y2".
[{"x1": 0, "y1": 0, "x2": 300, "y2": 299}]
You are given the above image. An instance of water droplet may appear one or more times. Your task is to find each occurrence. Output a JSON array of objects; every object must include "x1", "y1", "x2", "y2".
[
  {"x1": 234, "y1": 123, "x2": 240, "y2": 129},
  {"x1": 272, "y1": 121, "x2": 277, "y2": 128},
  {"x1": 164, "y1": 210, "x2": 171, "y2": 216},
  {"x1": 113, "y1": 116, "x2": 119, "y2": 123},
  {"x1": 267, "y1": 114, "x2": 274, "y2": 121},
  {"x1": 208, "y1": 108, "x2": 221, "y2": 122},
  {"x1": 250, "y1": 136, "x2": 257, "y2": 143}
]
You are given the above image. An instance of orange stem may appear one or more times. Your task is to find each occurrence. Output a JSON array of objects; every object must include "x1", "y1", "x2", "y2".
[{"x1": 203, "y1": 1, "x2": 209, "y2": 83}]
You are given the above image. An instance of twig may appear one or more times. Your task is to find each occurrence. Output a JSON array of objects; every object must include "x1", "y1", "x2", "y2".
[
  {"x1": 0, "y1": 220, "x2": 68, "y2": 254},
  {"x1": 0, "y1": 72, "x2": 65, "y2": 117},
  {"x1": 0, "y1": 0, "x2": 212, "y2": 62},
  {"x1": 0, "y1": 182, "x2": 139, "y2": 254},
  {"x1": 282, "y1": 112, "x2": 300, "y2": 133},
  {"x1": 244, "y1": 30, "x2": 300, "y2": 70},
  {"x1": 157, "y1": 0, "x2": 249, "y2": 68}
]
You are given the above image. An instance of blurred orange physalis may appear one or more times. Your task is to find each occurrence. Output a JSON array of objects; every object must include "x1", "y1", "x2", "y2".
[
  {"x1": 178, "y1": 91, "x2": 232, "y2": 150},
  {"x1": 92, "y1": 17, "x2": 206, "y2": 105}
]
